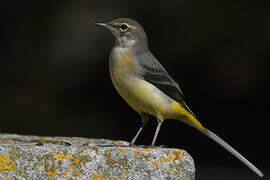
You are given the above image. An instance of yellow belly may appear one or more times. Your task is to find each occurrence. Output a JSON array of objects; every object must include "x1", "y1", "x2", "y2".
[
  {"x1": 109, "y1": 48, "x2": 196, "y2": 122},
  {"x1": 112, "y1": 75, "x2": 173, "y2": 116},
  {"x1": 109, "y1": 49, "x2": 172, "y2": 117}
]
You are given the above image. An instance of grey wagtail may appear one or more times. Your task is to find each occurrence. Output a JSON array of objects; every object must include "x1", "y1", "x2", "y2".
[{"x1": 95, "y1": 18, "x2": 263, "y2": 177}]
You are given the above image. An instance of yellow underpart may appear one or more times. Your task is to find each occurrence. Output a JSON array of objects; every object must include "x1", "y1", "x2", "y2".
[
  {"x1": 116, "y1": 51, "x2": 135, "y2": 71},
  {"x1": 111, "y1": 49, "x2": 164, "y2": 115},
  {"x1": 111, "y1": 48, "x2": 206, "y2": 128},
  {"x1": 170, "y1": 101, "x2": 206, "y2": 132}
]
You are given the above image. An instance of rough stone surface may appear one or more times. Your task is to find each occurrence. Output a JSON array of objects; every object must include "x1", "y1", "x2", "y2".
[{"x1": 0, "y1": 134, "x2": 195, "y2": 180}]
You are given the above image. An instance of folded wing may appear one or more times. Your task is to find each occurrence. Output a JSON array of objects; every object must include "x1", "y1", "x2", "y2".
[{"x1": 138, "y1": 52, "x2": 198, "y2": 119}]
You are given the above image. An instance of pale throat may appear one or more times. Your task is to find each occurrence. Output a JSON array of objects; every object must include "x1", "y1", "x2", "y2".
[{"x1": 118, "y1": 36, "x2": 137, "y2": 47}]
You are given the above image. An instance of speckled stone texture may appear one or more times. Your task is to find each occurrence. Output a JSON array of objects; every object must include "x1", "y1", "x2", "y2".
[{"x1": 0, "y1": 134, "x2": 195, "y2": 180}]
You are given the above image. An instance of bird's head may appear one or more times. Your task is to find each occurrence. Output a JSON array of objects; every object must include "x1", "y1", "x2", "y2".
[{"x1": 95, "y1": 18, "x2": 148, "y2": 48}]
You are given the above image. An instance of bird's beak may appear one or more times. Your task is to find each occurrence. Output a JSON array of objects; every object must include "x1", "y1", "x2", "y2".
[
  {"x1": 95, "y1": 22, "x2": 118, "y2": 36},
  {"x1": 95, "y1": 23, "x2": 109, "y2": 28}
]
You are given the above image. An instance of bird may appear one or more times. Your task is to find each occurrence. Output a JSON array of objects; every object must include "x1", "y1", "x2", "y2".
[{"x1": 95, "y1": 18, "x2": 263, "y2": 177}]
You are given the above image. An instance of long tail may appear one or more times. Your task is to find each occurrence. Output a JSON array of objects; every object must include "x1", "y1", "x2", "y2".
[
  {"x1": 198, "y1": 126, "x2": 264, "y2": 177},
  {"x1": 173, "y1": 101, "x2": 263, "y2": 177}
]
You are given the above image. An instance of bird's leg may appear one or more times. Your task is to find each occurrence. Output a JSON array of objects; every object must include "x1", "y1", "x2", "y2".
[
  {"x1": 129, "y1": 112, "x2": 149, "y2": 146},
  {"x1": 130, "y1": 127, "x2": 143, "y2": 146},
  {"x1": 151, "y1": 119, "x2": 163, "y2": 147}
]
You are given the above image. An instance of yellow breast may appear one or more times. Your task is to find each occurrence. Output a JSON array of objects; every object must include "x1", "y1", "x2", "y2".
[{"x1": 109, "y1": 49, "x2": 174, "y2": 117}]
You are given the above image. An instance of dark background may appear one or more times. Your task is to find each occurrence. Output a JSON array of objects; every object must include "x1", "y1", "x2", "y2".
[{"x1": 1, "y1": 0, "x2": 269, "y2": 179}]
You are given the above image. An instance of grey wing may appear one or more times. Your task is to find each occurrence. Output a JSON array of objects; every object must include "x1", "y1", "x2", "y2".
[{"x1": 138, "y1": 52, "x2": 198, "y2": 119}]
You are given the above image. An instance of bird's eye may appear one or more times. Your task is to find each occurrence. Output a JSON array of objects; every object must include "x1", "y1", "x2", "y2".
[{"x1": 120, "y1": 24, "x2": 128, "y2": 31}]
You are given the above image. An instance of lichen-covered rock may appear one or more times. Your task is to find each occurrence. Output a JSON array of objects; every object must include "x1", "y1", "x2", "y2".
[{"x1": 0, "y1": 134, "x2": 195, "y2": 180}]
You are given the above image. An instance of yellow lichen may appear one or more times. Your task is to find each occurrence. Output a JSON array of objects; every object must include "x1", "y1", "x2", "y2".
[
  {"x1": 47, "y1": 167, "x2": 57, "y2": 178},
  {"x1": 172, "y1": 150, "x2": 182, "y2": 160},
  {"x1": 160, "y1": 155, "x2": 173, "y2": 162},
  {"x1": 118, "y1": 149, "x2": 127, "y2": 154},
  {"x1": 47, "y1": 151, "x2": 91, "y2": 178},
  {"x1": 5, "y1": 176, "x2": 11, "y2": 180},
  {"x1": 143, "y1": 148, "x2": 153, "y2": 151},
  {"x1": 52, "y1": 152, "x2": 88, "y2": 175},
  {"x1": 119, "y1": 173, "x2": 126, "y2": 178},
  {"x1": 91, "y1": 146, "x2": 99, "y2": 154},
  {"x1": 104, "y1": 150, "x2": 115, "y2": 166},
  {"x1": 0, "y1": 154, "x2": 16, "y2": 172},
  {"x1": 168, "y1": 167, "x2": 172, "y2": 173},
  {"x1": 119, "y1": 157, "x2": 132, "y2": 170},
  {"x1": 78, "y1": 155, "x2": 90, "y2": 163},
  {"x1": 73, "y1": 159, "x2": 80, "y2": 165},
  {"x1": 72, "y1": 167, "x2": 78, "y2": 177},
  {"x1": 133, "y1": 150, "x2": 142, "y2": 156},
  {"x1": 91, "y1": 173, "x2": 107, "y2": 180},
  {"x1": 152, "y1": 160, "x2": 159, "y2": 168},
  {"x1": 173, "y1": 170, "x2": 180, "y2": 176},
  {"x1": 104, "y1": 150, "x2": 110, "y2": 157},
  {"x1": 9, "y1": 148, "x2": 19, "y2": 159},
  {"x1": 34, "y1": 162, "x2": 42, "y2": 168},
  {"x1": 53, "y1": 152, "x2": 74, "y2": 161},
  {"x1": 62, "y1": 166, "x2": 72, "y2": 175},
  {"x1": 175, "y1": 163, "x2": 183, "y2": 169}
]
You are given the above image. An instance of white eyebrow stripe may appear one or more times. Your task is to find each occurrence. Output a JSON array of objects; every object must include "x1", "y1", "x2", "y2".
[
  {"x1": 113, "y1": 23, "x2": 138, "y2": 30},
  {"x1": 127, "y1": 25, "x2": 138, "y2": 29}
]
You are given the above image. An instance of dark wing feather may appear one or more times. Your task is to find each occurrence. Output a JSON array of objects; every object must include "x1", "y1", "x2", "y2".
[{"x1": 138, "y1": 52, "x2": 198, "y2": 119}]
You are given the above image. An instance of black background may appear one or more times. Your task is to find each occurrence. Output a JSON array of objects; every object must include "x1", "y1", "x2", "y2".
[{"x1": 1, "y1": 0, "x2": 269, "y2": 179}]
